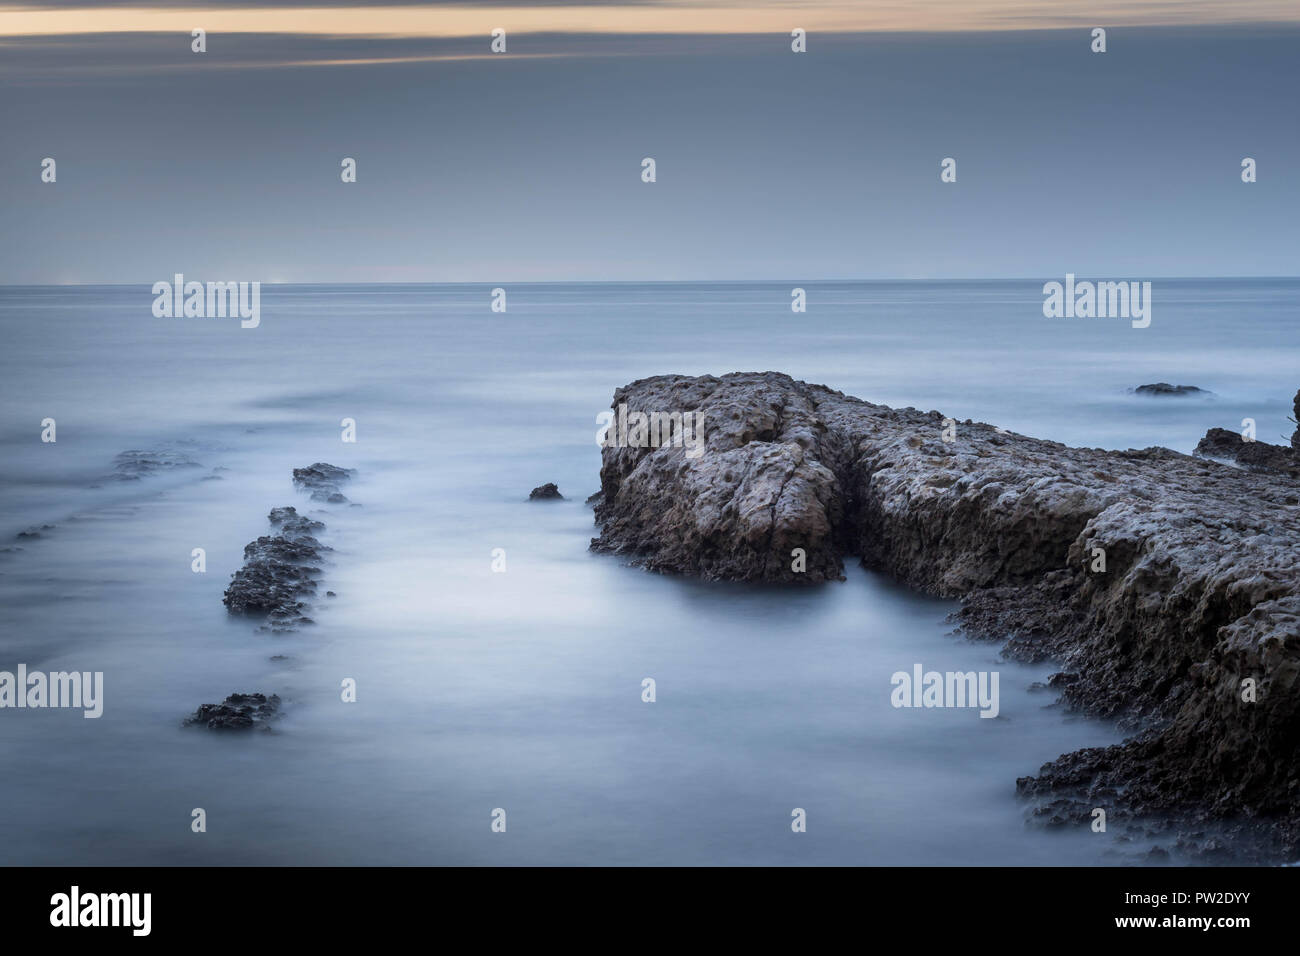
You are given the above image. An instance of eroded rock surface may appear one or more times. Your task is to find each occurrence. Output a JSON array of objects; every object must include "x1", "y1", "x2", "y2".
[
  {"x1": 529, "y1": 483, "x2": 564, "y2": 500},
  {"x1": 222, "y1": 505, "x2": 328, "y2": 628},
  {"x1": 592, "y1": 371, "x2": 1300, "y2": 856}
]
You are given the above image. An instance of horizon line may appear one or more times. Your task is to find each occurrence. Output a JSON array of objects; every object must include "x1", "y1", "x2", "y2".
[{"x1": 5, "y1": 275, "x2": 1300, "y2": 288}]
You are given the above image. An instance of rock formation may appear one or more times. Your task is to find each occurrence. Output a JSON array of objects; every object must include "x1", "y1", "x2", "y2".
[
  {"x1": 185, "y1": 692, "x2": 281, "y2": 731},
  {"x1": 1132, "y1": 383, "x2": 1209, "y2": 397},
  {"x1": 592, "y1": 372, "x2": 1300, "y2": 855},
  {"x1": 197, "y1": 464, "x2": 355, "y2": 730},
  {"x1": 222, "y1": 505, "x2": 329, "y2": 629},
  {"x1": 529, "y1": 483, "x2": 564, "y2": 500},
  {"x1": 1194, "y1": 428, "x2": 1298, "y2": 477}
]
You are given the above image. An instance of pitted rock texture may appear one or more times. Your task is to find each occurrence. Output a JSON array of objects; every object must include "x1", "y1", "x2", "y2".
[
  {"x1": 592, "y1": 371, "x2": 1300, "y2": 855},
  {"x1": 222, "y1": 505, "x2": 328, "y2": 628}
]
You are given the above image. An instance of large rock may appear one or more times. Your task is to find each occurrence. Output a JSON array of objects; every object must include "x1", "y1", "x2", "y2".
[{"x1": 592, "y1": 372, "x2": 1300, "y2": 854}]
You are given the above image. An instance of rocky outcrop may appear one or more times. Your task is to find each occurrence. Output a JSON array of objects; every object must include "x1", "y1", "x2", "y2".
[
  {"x1": 198, "y1": 464, "x2": 356, "y2": 730},
  {"x1": 185, "y1": 692, "x2": 281, "y2": 731},
  {"x1": 1195, "y1": 427, "x2": 1298, "y2": 477},
  {"x1": 529, "y1": 483, "x2": 564, "y2": 500},
  {"x1": 222, "y1": 505, "x2": 328, "y2": 629},
  {"x1": 222, "y1": 465, "x2": 353, "y2": 631},
  {"x1": 1132, "y1": 383, "x2": 1209, "y2": 397},
  {"x1": 293, "y1": 462, "x2": 355, "y2": 503},
  {"x1": 592, "y1": 372, "x2": 1300, "y2": 855}
]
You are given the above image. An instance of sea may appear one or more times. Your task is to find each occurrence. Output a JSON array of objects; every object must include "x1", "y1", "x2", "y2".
[{"x1": 0, "y1": 279, "x2": 1295, "y2": 865}]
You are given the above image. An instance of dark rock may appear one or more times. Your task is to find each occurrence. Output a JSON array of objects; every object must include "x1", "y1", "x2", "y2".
[
  {"x1": 292, "y1": 462, "x2": 355, "y2": 502},
  {"x1": 184, "y1": 692, "x2": 281, "y2": 731},
  {"x1": 529, "y1": 483, "x2": 564, "y2": 501},
  {"x1": 1292, "y1": 388, "x2": 1299, "y2": 451},
  {"x1": 224, "y1": 470, "x2": 357, "y2": 632},
  {"x1": 1194, "y1": 427, "x2": 1298, "y2": 476},
  {"x1": 1132, "y1": 383, "x2": 1209, "y2": 397},
  {"x1": 592, "y1": 371, "x2": 1300, "y2": 856}
]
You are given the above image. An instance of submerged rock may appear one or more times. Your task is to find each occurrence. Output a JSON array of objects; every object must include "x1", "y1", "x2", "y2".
[
  {"x1": 185, "y1": 692, "x2": 281, "y2": 731},
  {"x1": 111, "y1": 448, "x2": 203, "y2": 480},
  {"x1": 529, "y1": 483, "x2": 564, "y2": 500},
  {"x1": 592, "y1": 371, "x2": 1300, "y2": 856},
  {"x1": 1131, "y1": 383, "x2": 1209, "y2": 397}
]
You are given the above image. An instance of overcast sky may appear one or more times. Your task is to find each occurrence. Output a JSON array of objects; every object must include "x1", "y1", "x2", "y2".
[{"x1": 1, "y1": 3, "x2": 1297, "y2": 282}]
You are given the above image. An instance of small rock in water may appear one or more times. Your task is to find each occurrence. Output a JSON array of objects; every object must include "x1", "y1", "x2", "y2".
[
  {"x1": 292, "y1": 462, "x2": 355, "y2": 502},
  {"x1": 1131, "y1": 383, "x2": 1208, "y2": 397},
  {"x1": 185, "y1": 692, "x2": 281, "y2": 731},
  {"x1": 529, "y1": 483, "x2": 564, "y2": 500}
]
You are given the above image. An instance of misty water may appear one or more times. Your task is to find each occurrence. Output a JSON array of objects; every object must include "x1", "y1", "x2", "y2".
[{"x1": 1, "y1": 280, "x2": 1295, "y2": 865}]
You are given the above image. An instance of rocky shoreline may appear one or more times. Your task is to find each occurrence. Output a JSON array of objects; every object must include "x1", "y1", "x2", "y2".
[{"x1": 591, "y1": 372, "x2": 1300, "y2": 858}]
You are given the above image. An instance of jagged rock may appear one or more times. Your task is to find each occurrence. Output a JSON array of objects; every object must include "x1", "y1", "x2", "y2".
[
  {"x1": 185, "y1": 692, "x2": 281, "y2": 730},
  {"x1": 292, "y1": 462, "x2": 355, "y2": 502},
  {"x1": 1194, "y1": 427, "x2": 1298, "y2": 477},
  {"x1": 1131, "y1": 383, "x2": 1209, "y2": 397},
  {"x1": 529, "y1": 483, "x2": 564, "y2": 500},
  {"x1": 222, "y1": 507, "x2": 327, "y2": 626},
  {"x1": 592, "y1": 371, "x2": 1300, "y2": 855}
]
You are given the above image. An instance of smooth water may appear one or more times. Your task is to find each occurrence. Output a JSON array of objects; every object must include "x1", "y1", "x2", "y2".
[{"x1": 0, "y1": 280, "x2": 1295, "y2": 865}]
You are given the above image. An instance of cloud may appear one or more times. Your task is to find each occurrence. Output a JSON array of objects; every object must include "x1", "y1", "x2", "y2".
[{"x1": 2, "y1": 1, "x2": 1299, "y2": 41}]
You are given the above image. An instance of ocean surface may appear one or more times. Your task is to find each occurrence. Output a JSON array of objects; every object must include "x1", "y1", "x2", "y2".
[{"x1": 0, "y1": 279, "x2": 1296, "y2": 866}]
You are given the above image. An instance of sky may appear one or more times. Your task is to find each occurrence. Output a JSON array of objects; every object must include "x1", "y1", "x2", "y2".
[{"x1": 1, "y1": 1, "x2": 1298, "y2": 282}]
